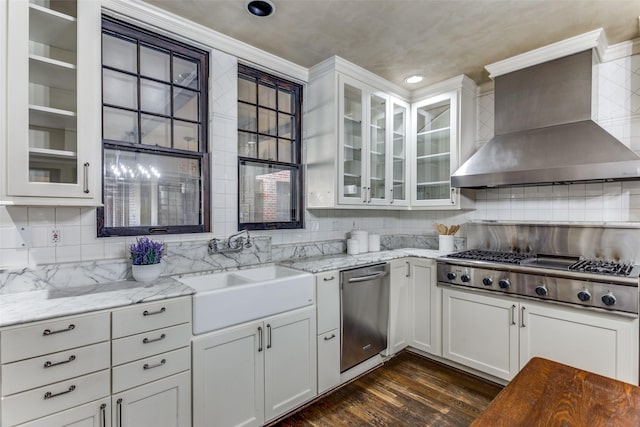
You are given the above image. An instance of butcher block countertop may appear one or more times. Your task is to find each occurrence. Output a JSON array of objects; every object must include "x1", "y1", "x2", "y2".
[{"x1": 471, "y1": 357, "x2": 640, "y2": 427}]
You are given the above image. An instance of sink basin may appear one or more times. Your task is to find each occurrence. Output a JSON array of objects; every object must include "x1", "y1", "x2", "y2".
[{"x1": 178, "y1": 265, "x2": 314, "y2": 335}]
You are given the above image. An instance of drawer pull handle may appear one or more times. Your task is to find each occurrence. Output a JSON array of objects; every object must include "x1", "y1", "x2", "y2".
[
  {"x1": 117, "y1": 398, "x2": 123, "y2": 427},
  {"x1": 44, "y1": 384, "x2": 76, "y2": 399},
  {"x1": 100, "y1": 403, "x2": 107, "y2": 427},
  {"x1": 143, "y1": 307, "x2": 166, "y2": 316},
  {"x1": 142, "y1": 333, "x2": 166, "y2": 344},
  {"x1": 43, "y1": 324, "x2": 75, "y2": 336},
  {"x1": 44, "y1": 354, "x2": 76, "y2": 368},
  {"x1": 143, "y1": 358, "x2": 166, "y2": 370},
  {"x1": 324, "y1": 333, "x2": 336, "y2": 341},
  {"x1": 323, "y1": 276, "x2": 335, "y2": 281}
]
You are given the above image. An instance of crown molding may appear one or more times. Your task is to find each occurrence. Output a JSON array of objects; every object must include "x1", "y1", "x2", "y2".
[
  {"x1": 485, "y1": 28, "x2": 608, "y2": 78},
  {"x1": 101, "y1": 0, "x2": 308, "y2": 83},
  {"x1": 410, "y1": 74, "x2": 476, "y2": 101}
]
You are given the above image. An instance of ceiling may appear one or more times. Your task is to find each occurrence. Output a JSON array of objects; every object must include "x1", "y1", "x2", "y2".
[{"x1": 144, "y1": 0, "x2": 640, "y2": 90}]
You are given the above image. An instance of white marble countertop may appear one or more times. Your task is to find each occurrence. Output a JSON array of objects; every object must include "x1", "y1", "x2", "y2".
[
  {"x1": 0, "y1": 248, "x2": 446, "y2": 328},
  {"x1": 281, "y1": 248, "x2": 446, "y2": 273},
  {"x1": 0, "y1": 277, "x2": 194, "y2": 328}
]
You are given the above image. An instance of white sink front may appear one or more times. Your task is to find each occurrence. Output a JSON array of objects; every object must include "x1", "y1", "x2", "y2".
[{"x1": 179, "y1": 265, "x2": 314, "y2": 335}]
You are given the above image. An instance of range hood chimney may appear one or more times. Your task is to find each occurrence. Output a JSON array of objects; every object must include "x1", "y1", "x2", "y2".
[{"x1": 451, "y1": 31, "x2": 640, "y2": 188}]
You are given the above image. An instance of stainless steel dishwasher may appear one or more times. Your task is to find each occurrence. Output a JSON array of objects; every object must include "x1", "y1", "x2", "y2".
[{"x1": 340, "y1": 263, "x2": 390, "y2": 372}]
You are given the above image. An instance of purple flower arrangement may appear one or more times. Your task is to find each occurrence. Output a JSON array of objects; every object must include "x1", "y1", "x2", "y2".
[{"x1": 130, "y1": 237, "x2": 164, "y2": 265}]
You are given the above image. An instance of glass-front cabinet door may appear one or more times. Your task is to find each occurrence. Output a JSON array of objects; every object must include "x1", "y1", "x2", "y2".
[
  {"x1": 339, "y1": 77, "x2": 365, "y2": 204},
  {"x1": 368, "y1": 92, "x2": 388, "y2": 204},
  {"x1": 390, "y1": 99, "x2": 409, "y2": 206},
  {"x1": 5, "y1": 0, "x2": 100, "y2": 202},
  {"x1": 411, "y1": 91, "x2": 457, "y2": 207}
]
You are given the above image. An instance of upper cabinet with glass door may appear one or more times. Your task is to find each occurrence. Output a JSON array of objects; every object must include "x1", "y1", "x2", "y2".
[
  {"x1": 4, "y1": 0, "x2": 101, "y2": 205},
  {"x1": 410, "y1": 75, "x2": 477, "y2": 209},
  {"x1": 307, "y1": 57, "x2": 410, "y2": 209}
]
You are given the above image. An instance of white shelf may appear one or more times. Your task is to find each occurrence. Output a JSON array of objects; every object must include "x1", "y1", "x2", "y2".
[
  {"x1": 416, "y1": 126, "x2": 450, "y2": 136},
  {"x1": 343, "y1": 173, "x2": 361, "y2": 179},
  {"x1": 416, "y1": 152, "x2": 450, "y2": 161},
  {"x1": 343, "y1": 144, "x2": 362, "y2": 150},
  {"x1": 29, "y1": 147, "x2": 77, "y2": 161},
  {"x1": 343, "y1": 115, "x2": 362, "y2": 123},
  {"x1": 416, "y1": 180, "x2": 450, "y2": 187},
  {"x1": 29, "y1": 55, "x2": 77, "y2": 91},
  {"x1": 29, "y1": 4, "x2": 77, "y2": 52},
  {"x1": 29, "y1": 105, "x2": 77, "y2": 130}
]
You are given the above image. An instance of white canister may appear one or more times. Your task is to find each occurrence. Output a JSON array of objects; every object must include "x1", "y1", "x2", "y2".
[
  {"x1": 351, "y1": 230, "x2": 369, "y2": 253},
  {"x1": 439, "y1": 235, "x2": 455, "y2": 253},
  {"x1": 368, "y1": 234, "x2": 380, "y2": 252},
  {"x1": 347, "y1": 239, "x2": 359, "y2": 255}
]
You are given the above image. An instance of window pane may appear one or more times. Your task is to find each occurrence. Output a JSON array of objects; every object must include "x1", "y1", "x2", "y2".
[
  {"x1": 174, "y1": 121, "x2": 199, "y2": 151},
  {"x1": 103, "y1": 149, "x2": 201, "y2": 227},
  {"x1": 103, "y1": 107, "x2": 138, "y2": 142},
  {"x1": 258, "y1": 107, "x2": 276, "y2": 135},
  {"x1": 102, "y1": 33, "x2": 137, "y2": 73},
  {"x1": 238, "y1": 131, "x2": 257, "y2": 158},
  {"x1": 278, "y1": 113, "x2": 293, "y2": 139},
  {"x1": 103, "y1": 69, "x2": 137, "y2": 109},
  {"x1": 258, "y1": 135, "x2": 276, "y2": 161},
  {"x1": 238, "y1": 103, "x2": 257, "y2": 132},
  {"x1": 278, "y1": 89, "x2": 292, "y2": 114},
  {"x1": 258, "y1": 83, "x2": 276, "y2": 109},
  {"x1": 140, "y1": 44, "x2": 170, "y2": 81},
  {"x1": 141, "y1": 114, "x2": 170, "y2": 147},
  {"x1": 174, "y1": 87, "x2": 198, "y2": 121},
  {"x1": 238, "y1": 75, "x2": 256, "y2": 103},
  {"x1": 140, "y1": 79, "x2": 170, "y2": 115},
  {"x1": 239, "y1": 160, "x2": 298, "y2": 224},
  {"x1": 173, "y1": 55, "x2": 199, "y2": 90},
  {"x1": 278, "y1": 139, "x2": 292, "y2": 163}
]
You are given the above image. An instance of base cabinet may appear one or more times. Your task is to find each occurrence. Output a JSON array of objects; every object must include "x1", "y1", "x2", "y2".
[
  {"x1": 15, "y1": 399, "x2": 110, "y2": 427},
  {"x1": 442, "y1": 286, "x2": 639, "y2": 383},
  {"x1": 315, "y1": 270, "x2": 340, "y2": 394},
  {"x1": 112, "y1": 372, "x2": 190, "y2": 427},
  {"x1": 407, "y1": 258, "x2": 440, "y2": 355},
  {"x1": 192, "y1": 306, "x2": 316, "y2": 427},
  {"x1": 387, "y1": 259, "x2": 410, "y2": 355}
]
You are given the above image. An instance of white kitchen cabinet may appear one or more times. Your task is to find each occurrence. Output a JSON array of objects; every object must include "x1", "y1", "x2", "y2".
[
  {"x1": 407, "y1": 258, "x2": 441, "y2": 355},
  {"x1": 192, "y1": 305, "x2": 317, "y2": 427},
  {"x1": 410, "y1": 76, "x2": 476, "y2": 209},
  {"x1": 387, "y1": 259, "x2": 410, "y2": 355},
  {"x1": 15, "y1": 398, "x2": 110, "y2": 427},
  {"x1": 112, "y1": 372, "x2": 190, "y2": 427},
  {"x1": 442, "y1": 287, "x2": 519, "y2": 380},
  {"x1": 307, "y1": 56, "x2": 410, "y2": 209},
  {"x1": 519, "y1": 299, "x2": 639, "y2": 385},
  {"x1": 315, "y1": 270, "x2": 341, "y2": 393},
  {"x1": 4, "y1": 0, "x2": 101, "y2": 205},
  {"x1": 442, "y1": 286, "x2": 639, "y2": 383}
]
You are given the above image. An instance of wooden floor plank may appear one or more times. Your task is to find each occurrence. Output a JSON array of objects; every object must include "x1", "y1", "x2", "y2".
[{"x1": 272, "y1": 351, "x2": 503, "y2": 427}]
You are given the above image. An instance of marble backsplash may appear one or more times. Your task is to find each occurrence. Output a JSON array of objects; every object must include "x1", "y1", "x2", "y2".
[{"x1": 0, "y1": 233, "x2": 462, "y2": 295}]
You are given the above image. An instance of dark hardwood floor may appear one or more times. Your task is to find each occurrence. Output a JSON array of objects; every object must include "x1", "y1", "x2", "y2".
[{"x1": 273, "y1": 351, "x2": 503, "y2": 427}]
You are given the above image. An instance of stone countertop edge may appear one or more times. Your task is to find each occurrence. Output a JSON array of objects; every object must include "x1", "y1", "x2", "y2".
[{"x1": 0, "y1": 249, "x2": 447, "y2": 328}]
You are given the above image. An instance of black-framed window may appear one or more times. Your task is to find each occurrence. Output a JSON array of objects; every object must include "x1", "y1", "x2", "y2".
[
  {"x1": 98, "y1": 16, "x2": 209, "y2": 237},
  {"x1": 237, "y1": 65, "x2": 303, "y2": 230}
]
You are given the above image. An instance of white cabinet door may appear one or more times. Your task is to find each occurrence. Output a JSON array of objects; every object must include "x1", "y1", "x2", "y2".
[
  {"x1": 408, "y1": 258, "x2": 440, "y2": 355},
  {"x1": 192, "y1": 321, "x2": 264, "y2": 427},
  {"x1": 16, "y1": 398, "x2": 110, "y2": 427},
  {"x1": 264, "y1": 306, "x2": 317, "y2": 422},
  {"x1": 442, "y1": 287, "x2": 519, "y2": 380},
  {"x1": 388, "y1": 259, "x2": 409, "y2": 355},
  {"x1": 389, "y1": 98, "x2": 410, "y2": 206},
  {"x1": 5, "y1": 0, "x2": 101, "y2": 203},
  {"x1": 317, "y1": 329, "x2": 340, "y2": 394},
  {"x1": 316, "y1": 270, "x2": 340, "y2": 335},
  {"x1": 520, "y1": 300, "x2": 639, "y2": 385}
]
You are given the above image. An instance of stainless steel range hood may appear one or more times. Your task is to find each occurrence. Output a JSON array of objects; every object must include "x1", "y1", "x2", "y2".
[{"x1": 451, "y1": 49, "x2": 640, "y2": 188}]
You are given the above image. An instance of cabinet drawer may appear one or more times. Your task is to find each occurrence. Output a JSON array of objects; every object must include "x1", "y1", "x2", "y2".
[
  {"x1": 1, "y1": 369, "x2": 110, "y2": 427},
  {"x1": 112, "y1": 346, "x2": 190, "y2": 393},
  {"x1": 316, "y1": 271, "x2": 340, "y2": 334},
  {"x1": 112, "y1": 323, "x2": 191, "y2": 366},
  {"x1": 112, "y1": 297, "x2": 191, "y2": 338},
  {"x1": 2, "y1": 341, "x2": 110, "y2": 396},
  {"x1": 1, "y1": 312, "x2": 110, "y2": 363}
]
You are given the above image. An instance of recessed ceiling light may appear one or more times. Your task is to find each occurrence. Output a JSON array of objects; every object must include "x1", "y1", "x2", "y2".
[
  {"x1": 246, "y1": 0, "x2": 275, "y2": 17},
  {"x1": 404, "y1": 75, "x2": 424, "y2": 84}
]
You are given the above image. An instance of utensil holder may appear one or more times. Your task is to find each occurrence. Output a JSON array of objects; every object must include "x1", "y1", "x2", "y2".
[{"x1": 439, "y1": 235, "x2": 455, "y2": 253}]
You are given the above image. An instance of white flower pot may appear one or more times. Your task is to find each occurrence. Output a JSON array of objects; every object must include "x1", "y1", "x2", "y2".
[{"x1": 132, "y1": 262, "x2": 163, "y2": 283}]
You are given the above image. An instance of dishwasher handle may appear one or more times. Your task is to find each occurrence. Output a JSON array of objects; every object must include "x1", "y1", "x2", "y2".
[{"x1": 347, "y1": 271, "x2": 388, "y2": 283}]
